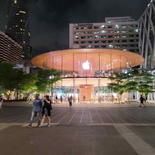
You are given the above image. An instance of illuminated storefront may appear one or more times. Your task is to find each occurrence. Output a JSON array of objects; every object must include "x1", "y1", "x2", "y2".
[{"x1": 32, "y1": 49, "x2": 144, "y2": 103}]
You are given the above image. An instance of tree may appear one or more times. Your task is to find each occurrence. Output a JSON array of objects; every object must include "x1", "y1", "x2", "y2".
[
  {"x1": 107, "y1": 72, "x2": 128, "y2": 103},
  {"x1": 134, "y1": 72, "x2": 154, "y2": 97},
  {"x1": 0, "y1": 61, "x2": 18, "y2": 91},
  {"x1": 0, "y1": 61, "x2": 61, "y2": 99},
  {"x1": 0, "y1": 61, "x2": 38, "y2": 99},
  {"x1": 18, "y1": 72, "x2": 38, "y2": 93},
  {"x1": 35, "y1": 69, "x2": 61, "y2": 93},
  {"x1": 107, "y1": 71, "x2": 155, "y2": 103}
]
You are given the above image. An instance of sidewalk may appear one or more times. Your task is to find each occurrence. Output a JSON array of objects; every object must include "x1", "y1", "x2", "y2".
[
  {"x1": 1, "y1": 101, "x2": 155, "y2": 155},
  {"x1": 2, "y1": 100, "x2": 155, "y2": 107},
  {"x1": 53, "y1": 101, "x2": 154, "y2": 107}
]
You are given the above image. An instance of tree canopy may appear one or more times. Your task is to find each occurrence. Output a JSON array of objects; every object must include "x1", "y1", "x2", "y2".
[
  {"x1": 35, "y1": 69, "x2": 61, "y2": 93},
  {"x1": 0, "y1": 61, "x2": 62, "y2": 97},
  {"x1": 107, "y1": 71, "x2": 155, "y2": 102}
]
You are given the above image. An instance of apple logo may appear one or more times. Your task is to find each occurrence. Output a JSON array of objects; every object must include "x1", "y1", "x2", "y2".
[{"x1": 82, "y1": 60, "x2": 90, "y2": 70}]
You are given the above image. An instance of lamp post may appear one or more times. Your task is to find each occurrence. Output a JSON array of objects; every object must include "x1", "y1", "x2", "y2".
[{"x1": 49, "y1": 75, "x2": 55, "y2": 97}]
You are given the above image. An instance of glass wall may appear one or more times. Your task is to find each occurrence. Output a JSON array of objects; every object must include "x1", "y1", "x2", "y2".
[{"x1": 42, "y1": 51, "x2": 141, "y2": 103}]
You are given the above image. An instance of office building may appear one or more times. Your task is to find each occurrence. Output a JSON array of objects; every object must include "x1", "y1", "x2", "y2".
[
  {"x1": 69, "y1": 16, "x2": 139, "y2": 53},
  {"x1": 5, "y1": 0, "x2": 31, "y2": 59},
  {"x1": 0, "y1": 31, "x2": 22, "y2": 62},
  {"x1": 139, "y1": 0, "x2": 155, "y2": 69}
]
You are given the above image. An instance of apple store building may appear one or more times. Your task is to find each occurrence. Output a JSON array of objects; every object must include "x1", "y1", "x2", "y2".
[{"x1": 32, "y1": 49, "x2": 144, "y2": 103}]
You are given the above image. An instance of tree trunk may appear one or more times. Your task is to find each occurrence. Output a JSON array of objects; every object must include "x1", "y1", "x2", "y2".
[
  {"x1": 117, "y1": 93, "x2": 121, "y2": 104},
  {"x1": 16, "y1": 91, "x2": 19, "y2": 100},
  {"x1": 118, "y1": 93, "x2": 123, "y2": 104},
  {"x1": 8, "y1": 93, "x2": 11, "y2": 100}
]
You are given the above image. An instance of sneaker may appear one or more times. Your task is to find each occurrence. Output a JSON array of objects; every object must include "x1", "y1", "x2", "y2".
[
  {"x1": 47, "y1": 124, "x2": 50, "y2": 127},
  {"x1": 37, "y1": 124, "x2": 41, "y2": 127},
  {"x1": 27, "y1": 125, "x2": 32, "y2": 128}
]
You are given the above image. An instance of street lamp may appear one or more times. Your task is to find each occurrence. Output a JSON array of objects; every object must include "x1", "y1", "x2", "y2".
[
  {"x1": 49, "y1": 75, "x2": 55, "y2": 97},
  {"x1": 49, "y1": 75, "x2": 54, "y2": 79}
]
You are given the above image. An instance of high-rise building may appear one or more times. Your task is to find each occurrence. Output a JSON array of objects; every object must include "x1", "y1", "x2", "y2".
[
  {"x1": 139, "y1": 0, "x2": 155, "y2": 69},
  {"x1": 0, "y1": 31, "x2": 22, "y2": 62},
  {"x1": 69, "y1": 16, "x2": 139, "y2": 54},
  {"x1": 5, "y1": 0, "x2": 32, "y2": 59}
]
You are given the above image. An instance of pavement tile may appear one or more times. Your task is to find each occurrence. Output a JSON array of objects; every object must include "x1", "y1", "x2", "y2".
[
  {"x1": 127, "y1": 125, "x2": 155, "y2": 149},
  {"x1": 0, "y1": 125, "x2": 138, "y2": 155},
  {"x1": 1, "y1": 102, "x2": 155, "y2": 154}
]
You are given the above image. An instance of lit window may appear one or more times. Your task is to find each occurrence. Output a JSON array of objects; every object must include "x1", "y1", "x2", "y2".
[
  {"x1": 20, "y1": 20, "x2": 23, "y2": 22},
  {"x1": 100, "y1": 30, "x2": 107, "y2": 33},
  {"x1": 94, "y1": 35, "x2": 99, "y2": 38},
  {"x1": 20, "y1": 28, "x2": 23, "y2": 31},
  {"x1": 28, "y1": 32, "x2": 31, "y2": 36},
  {"x1": 134, "y1": 29, "x2": 139, "y2": 32},
  {"x1": 19, "y1": 11, "x2": 26, "y2": 14},
  {"x1": 14, "y1": 0, "x2": 17, "y2": 4},
  {"x1": 121, "y1": 31, "x2": 127, "y2": 33},
  {"x1": 74, "y1": 36, "x2": 79, "y2": 39},
  {"x1": 94, "y1": 31, "x2": 99, "y2": 34},
  {"x1": 114, "y1": 25, "x2": 120, "y2": 28},
  {"x1": 123, "y1": 49, "x2": 128, "y2": 51},
  {"x1": 108, "y1": 45, "x2": 113, "y2": 48},
  {"x1": 101, "y1": 25, "x2": 105, "y2": 28},
  {"x1": 16, "y1": 13, "x2": 19, "y2": 15},
  {"x1": 101, "y1": 36, "x2": 106, "y2": 38}
]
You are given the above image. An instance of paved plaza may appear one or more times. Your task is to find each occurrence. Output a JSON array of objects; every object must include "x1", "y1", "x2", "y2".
[{"x1": 0, "y1": 102, "x2": 155, "y2": 155}]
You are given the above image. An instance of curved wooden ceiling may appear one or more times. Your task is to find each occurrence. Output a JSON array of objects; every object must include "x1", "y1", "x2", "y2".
[{"x1": 31, "y1": 49, "x2": 144, "y2": 73}]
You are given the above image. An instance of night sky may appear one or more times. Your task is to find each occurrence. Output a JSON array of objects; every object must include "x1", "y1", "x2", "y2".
[{"x1": 0, "y1": 0, "x2": 151, "y2": 56}]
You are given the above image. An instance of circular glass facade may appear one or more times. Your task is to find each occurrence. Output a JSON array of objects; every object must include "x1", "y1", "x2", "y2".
[{"x1": 32, "y1": 49, "x2": 144, "y2": 103}]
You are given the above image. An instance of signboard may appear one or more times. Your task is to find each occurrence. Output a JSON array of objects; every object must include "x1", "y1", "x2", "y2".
[{"x1": 76, "y1": 23, "x2": 93, "y2": 27}]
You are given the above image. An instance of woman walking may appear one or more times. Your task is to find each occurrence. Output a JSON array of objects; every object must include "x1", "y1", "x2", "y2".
[
  {"x1": 68, "y1": 96, "x2": 73, "y2": 107},
  {"x1": 139, "y1": 95, "x2": 146, "y2": 107},
  {"x1": 40, "y1": 95, "x2": 52, "y2": 127}
]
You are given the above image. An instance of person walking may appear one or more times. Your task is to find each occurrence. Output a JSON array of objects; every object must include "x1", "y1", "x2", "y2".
[
  {"x1": 83, "y1": 96, "x2": 86, "y2": 101},
  {"x1": 27, "y1": 94, "x2": 32, "y2": 104},
  {"x1": 27, "y1": 94, "x2": 43, "y2": 128},
  {"x1": 0, "y1": 96, "x2": 3, "y2": 109},
  {"x1": 55, "y1": 95, "x2": 58, "y2": 103},
  {"x1": 40, "y1": 95, "x2": 52, "y2": 127},
  {"x1": 60, "y1": 95, "x2": 63, "y2": 103},
  {"x1": 139, "y1": 95, "x2": 146, "y2": 107},
  {"x1": 68, "y1": 96, "x2": 73, "y2": 107}
]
